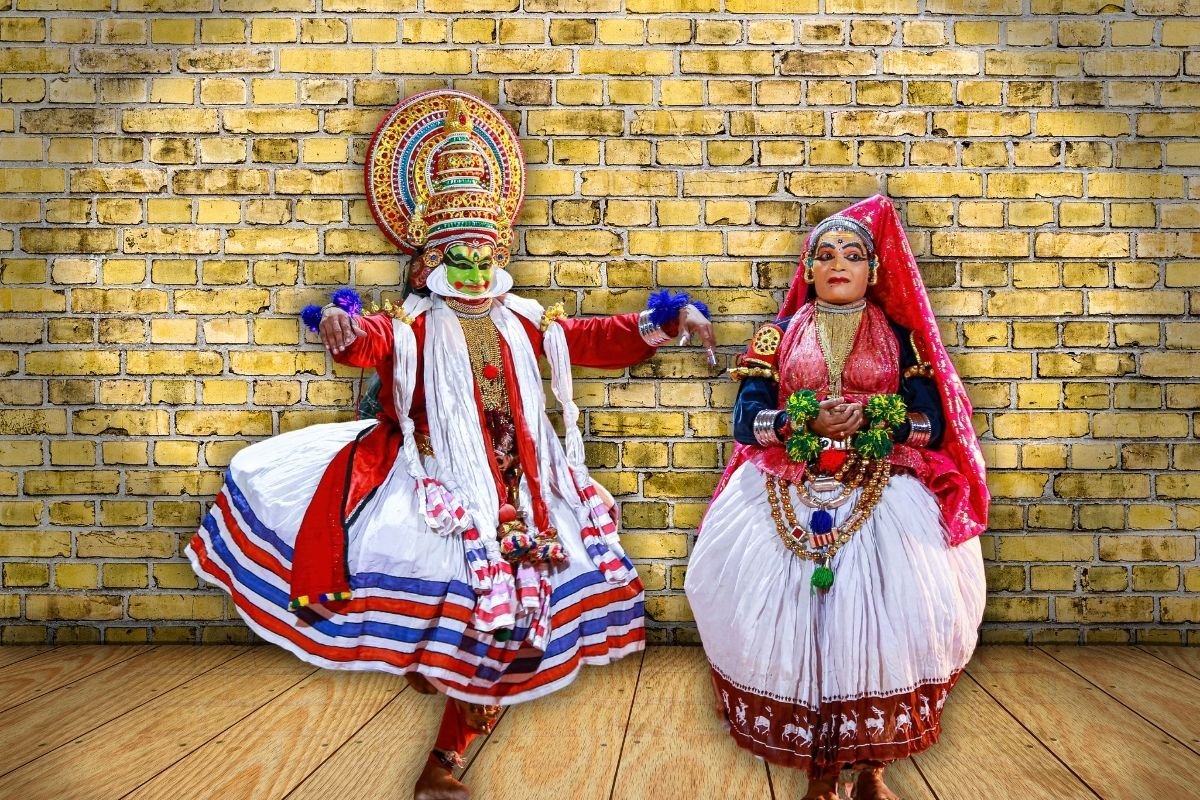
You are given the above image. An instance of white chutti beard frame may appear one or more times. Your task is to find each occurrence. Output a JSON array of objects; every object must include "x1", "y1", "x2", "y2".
[{"x1": 425, "y1": 264, "x2": 513, "y2": 300}]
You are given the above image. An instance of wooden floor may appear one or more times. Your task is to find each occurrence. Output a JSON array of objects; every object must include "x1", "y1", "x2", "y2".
[{"x1": 0, "y1": 645, "x2": 1198, "y2": 800}]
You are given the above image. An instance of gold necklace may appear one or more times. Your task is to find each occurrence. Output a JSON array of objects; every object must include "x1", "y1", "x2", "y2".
[
  {"x1": 815, "y1": 299, "x2": 864, "y2": 397},
  {"x1": 456, "y1": 314, "x2": 508, "y2": 411},
  {"x1": 446, "y1": 296, "x2": 493, "y2": 317}
]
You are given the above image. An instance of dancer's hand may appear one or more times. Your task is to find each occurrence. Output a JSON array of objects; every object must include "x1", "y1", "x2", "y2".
[
  {"x1": 809, "y1": 398, "x2": 865, "y2": 440},
  {"x1": 319, "y1": 307, "x2": 365, "y2": 355},
  {"x1": 676, "y1": 304, "x2": 718, "y2": 366}
]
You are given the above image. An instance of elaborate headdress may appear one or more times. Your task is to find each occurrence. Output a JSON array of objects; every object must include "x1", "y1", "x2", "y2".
[{"x1": 365, "y1": 89, "x2": 525, "y2": 291}]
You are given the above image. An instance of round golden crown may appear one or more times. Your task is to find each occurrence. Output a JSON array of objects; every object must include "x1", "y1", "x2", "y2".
[{"x1": 364, "y1": 89, "x2": 525, "y2": 255}]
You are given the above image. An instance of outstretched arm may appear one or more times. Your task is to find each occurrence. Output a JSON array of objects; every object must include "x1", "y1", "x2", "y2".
[{"x1": 559, "y1": 292, "x2": 715, "y2": 370}]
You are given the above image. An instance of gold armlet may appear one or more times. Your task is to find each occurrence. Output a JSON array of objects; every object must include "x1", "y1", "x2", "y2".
[
  {"x1": 904, "y1": 332, "x2": 931, "y2": 378},
  {"x1": 729, "y1": 366, "x2": 778, "y2": 382},
  {"x1": 903, "y1": 363, "x2": 933, "y2": 380},
  {"x1": 367, "y1": 298, "x2": 413, "y2": 325},
  {"x1": 539, "y1": 302, "x2": 567, "y2": 331}
]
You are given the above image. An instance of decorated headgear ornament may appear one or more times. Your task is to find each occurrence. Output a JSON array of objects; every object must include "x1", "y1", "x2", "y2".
[
  {"x1": 365, "y1": 89, "x2": 525, "y2": 290},
  {"x1": 801, "y1": 215, "x2": 878, "y2": 285},
  {"x1": 776, "y1": 194, "x2": 990, "y2": 543}
]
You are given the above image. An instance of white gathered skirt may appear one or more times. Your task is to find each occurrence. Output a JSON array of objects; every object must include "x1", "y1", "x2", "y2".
[
  {"x1": 685, "y1": 462, "x2": 985, "y2": 772},
  {"x1": 187, "y1": 420, "x2": 645, "y2": 706}
]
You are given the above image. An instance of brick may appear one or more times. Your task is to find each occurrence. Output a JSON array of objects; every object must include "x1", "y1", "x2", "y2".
[
  {"x1": 984, "y1": 51, "x2": 1080, "y2": 77},
  {"x1": 479, "y1": 49, "x2": 571, "y2": 74},
  {"x1": 1088, "y1": 173, "x2": 1185, "y2": 199},
  {"x1": 377, "y1": 48, "x2": 470, "y2": 75},
  {"x1": 631, "y1": 110, "x2": 724, "y2": 136},
  {"x1": 780, "y1": 50, "x2": 873, "y2": 76},
  {"x1": 528, "y1": 110, "x2": 623, "y2": 136},
  {"x1": 1056, "y1": 597, "x2": 1153, "y2": 624},
  {"x1": 883, "y1": 50, "x2": 978, "y2": 76},
  {"x1": 1034, "y1": 233, "x2": 1129, "y2": 259},
  {"x1": 682, "y1": 172, "x2": 777, "y2": 197},
  {"x1": 786, "y1": 172, "x2": 881, "y2": 198},
  {"x1": 681, "y1": 51, "x2": 774, "y2": 75}
]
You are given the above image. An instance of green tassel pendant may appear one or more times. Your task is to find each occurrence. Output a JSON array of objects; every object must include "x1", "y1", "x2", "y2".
[{"x1": 811, "y1": 564, "x2": 835, "y2": 590}]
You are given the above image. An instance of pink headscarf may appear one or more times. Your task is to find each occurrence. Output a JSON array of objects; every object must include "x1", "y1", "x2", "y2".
[{"x1": 714, "y1": 194, "x2": 989, "y2": 545}]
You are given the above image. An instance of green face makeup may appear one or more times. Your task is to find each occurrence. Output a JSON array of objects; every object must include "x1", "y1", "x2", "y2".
[{"x1": 443, "y1": 244, "x2": 495, "y2": 296}]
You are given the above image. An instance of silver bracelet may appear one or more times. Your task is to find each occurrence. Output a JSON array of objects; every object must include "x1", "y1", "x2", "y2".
[
  {"x1": 906, "y1": 411, "x2": 932, "y2": 448},
  {"x1": 753, "y1": 410, "x2": 784, "y2": 447},
  {"x1": 320, "y1": 302, "x2": 340, "y2": 318},
  {"x1": 637, "y1": 310, "x2": 673, "y2": 347}
]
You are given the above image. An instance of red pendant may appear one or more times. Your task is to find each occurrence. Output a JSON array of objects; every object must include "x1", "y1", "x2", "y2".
[
  {"x1": 482, "y1": 363, "x2": 500, "y2": 381},
  {"x1": 816, "y1": 448, "x2": 848, "y2": 475}
]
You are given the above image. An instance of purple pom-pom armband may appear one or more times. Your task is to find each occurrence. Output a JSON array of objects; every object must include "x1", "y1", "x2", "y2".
[{"x1": 300, "y1": 287, "x2": 364, "y2": 333}]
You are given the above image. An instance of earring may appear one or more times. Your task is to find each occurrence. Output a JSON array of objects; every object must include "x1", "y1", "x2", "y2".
[
  {"x1": 803, "y1": 259, "x2": 814, "y2": 284},
  {"x1": 868, "y1": 257, "x2": 878, "y2": 285}
]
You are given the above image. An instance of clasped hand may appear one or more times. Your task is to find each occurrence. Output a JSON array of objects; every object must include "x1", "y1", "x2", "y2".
[{"x1": 807, "y1": 397, "x2": 864, "y2": 440}]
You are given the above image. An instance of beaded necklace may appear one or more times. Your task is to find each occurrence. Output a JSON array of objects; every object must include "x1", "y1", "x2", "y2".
[{"x1": 765, "y1": 456, "x2": 890, "y2": 590}]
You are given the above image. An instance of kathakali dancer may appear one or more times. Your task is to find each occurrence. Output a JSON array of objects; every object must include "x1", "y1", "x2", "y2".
[
  {"x1": 187, "y1": 89, "x2": 714, "y2": 800},
  {"x1": 685, "y1": 194, "x2": 989, "y2": 800}
]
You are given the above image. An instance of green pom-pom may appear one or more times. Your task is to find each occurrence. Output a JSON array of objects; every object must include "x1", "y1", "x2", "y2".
[
  {"x1": 785, "y1": 389, "x2": 820, "y2": 426},
  {"x1": 865, "y1": 393, "x2": 908, "y2": 428},
  {"x1": 811, "y1": 565, "x2": 834, "y2": 590},
  {"x1": 786, "y1": 431, "x2": 822, "y2": 463},
  {"x1": 853, "y1": 427, "x2": 895, "y2": 459},
  {"x1": 495, "y1": 628, "x2": 512, "y2": 642}
]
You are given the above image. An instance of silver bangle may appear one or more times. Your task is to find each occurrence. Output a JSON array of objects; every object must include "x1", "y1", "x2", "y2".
[
  {"x1": 637, "y1": 310, "x2": 672, "y2": 347},
  {"x1": 753, "y1": 410, "x2": 783, "y2": 447},
  {"x1": 906, "y1": 411, "x2": 932, "y2": 448},
  {"x1": 320, "y1": 302, "x2": 340, "y2": 318}
]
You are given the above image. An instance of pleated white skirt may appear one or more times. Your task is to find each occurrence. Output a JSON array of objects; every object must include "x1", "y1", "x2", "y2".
[{"x1": 685, "y1": 462, "x2": 985, "y2": 772}]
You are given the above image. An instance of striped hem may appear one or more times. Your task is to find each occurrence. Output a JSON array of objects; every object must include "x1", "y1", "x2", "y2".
[{"x1": 188, "y1": 479, "x2": 646, "y2": 705}]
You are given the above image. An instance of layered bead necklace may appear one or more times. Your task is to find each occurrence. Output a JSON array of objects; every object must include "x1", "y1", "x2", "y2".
[{"x1": 770, "y1": 297, "x2": 890, "y2": 590}]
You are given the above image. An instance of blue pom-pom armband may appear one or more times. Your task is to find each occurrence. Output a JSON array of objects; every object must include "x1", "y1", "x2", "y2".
[
  {"x1": 300, "y1": 287, "x2": 364, "y2": 333},
  {"x1": 645, "y1": 290, "x2": 709, "y2": 328}
]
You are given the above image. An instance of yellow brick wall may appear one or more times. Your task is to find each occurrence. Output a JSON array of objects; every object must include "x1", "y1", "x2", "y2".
[{"x1": 1, "y1": 0, "x2": 1198, "y2": 646}]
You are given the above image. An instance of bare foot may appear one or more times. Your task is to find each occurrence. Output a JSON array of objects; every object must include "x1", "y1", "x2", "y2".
[
  {"x1": 405, "y1": 673, "x2": 439, "y2": 695},
  {"x1": 854, "y1": 765, "x2": 900, "y2": 800},
  {"x1": 413, "y1": 757, "x2": 469, "y2": 800},
  {"x1": 802, "y1": 777, "x2": 840, "y2": 800}
]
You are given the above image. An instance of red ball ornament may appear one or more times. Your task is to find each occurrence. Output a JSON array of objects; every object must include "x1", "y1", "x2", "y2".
[
  {"x1": 497, "y1": 504, "x2": 518, "y2": 523},
  {"x1": 482, "y1": 363, "x2": 500, "y2": 381},
  {"x1": 816, "y1": 448, "x2": 848, "y2": 475}
]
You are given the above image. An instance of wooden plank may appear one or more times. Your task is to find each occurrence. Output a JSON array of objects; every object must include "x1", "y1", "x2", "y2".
[
  {"x1": 0, "y1": 647, "x2": 313, "y2": 800},
  {"x1": 914, "y1": 673, "x2": 1094, "y2": 800},
  {"x1": 769, "y1": 753, "x2": 938, "y2": 800},
  {"x1": 0, "y1": 646, "x2": 55, "y2": 669},
  {"x1": 463, "y1": 655, "x2": 643, "y2": 800},
  {"x1": 125, "y1": 667, "x2": 405, "y2": 800},
  {"x1": 0, "y1": 645, "x2": 152, "y2": 712},
  {"x1": 611, "y1": 647, "x2": 772, "y2": 800},
  {"x1": 285, "y1": 688, "x2": 449, "y2": 800},
  {"x1": 969, "y1": 646, "x2": 1200, "y2": 799},
  {"x1": 1042, "y1": 645, "x2": 1200, "y2": 756},
  {"x1": 1139, "y1": 645, "x2": 1200, "y2": 680},
  {"x1": 0, "y1": 645, "x2": 247, "y2": 775}
]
